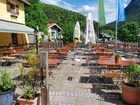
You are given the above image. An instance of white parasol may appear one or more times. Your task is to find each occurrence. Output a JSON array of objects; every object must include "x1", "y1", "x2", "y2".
[
  {"x1": 85, "y1": 12, "x2": 96, "y2": 45},
  {"x1": 73, "y1": 21, "x2": 81, "y2": 43}
]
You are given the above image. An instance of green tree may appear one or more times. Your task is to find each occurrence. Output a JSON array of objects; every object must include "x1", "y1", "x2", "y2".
[
  {"x1": 25, "y1": 0, "x2": 48, "y2": 34},
  {"x1": 118, "y1": 22, "x2": 140, "y2": 42}
]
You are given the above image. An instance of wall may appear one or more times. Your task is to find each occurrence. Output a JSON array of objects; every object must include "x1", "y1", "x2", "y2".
[
  {"x1": 0, "y1": 0, "x2": 25, "y2": 24},
  {"x1": 17, "y1": 33, "x2": 28, "y2": 44},
  {"x1": 0, "y1": 33, "x2": 11, "y2": 46}
]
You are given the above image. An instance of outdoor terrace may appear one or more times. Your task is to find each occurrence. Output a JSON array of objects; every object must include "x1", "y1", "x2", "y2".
[{"x1": 0, "y1": 42, "x2": 140, "y2": 105}]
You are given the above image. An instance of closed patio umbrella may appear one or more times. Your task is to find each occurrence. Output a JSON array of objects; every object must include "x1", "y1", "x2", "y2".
[
  {"x1": 85, "y1": 12, "x2": 96, "y2": 45},
  {"x1": 73, "y1": 21, "x2": 81, "y2": 43}
]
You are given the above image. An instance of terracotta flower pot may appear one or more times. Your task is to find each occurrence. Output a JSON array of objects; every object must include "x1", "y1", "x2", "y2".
[
  {"x1": 18, "y1": 95, "x2": 40, "y2": 105},
  {"x1": 115, "y1": 57, "x2": 119, "y2": 63},
  {"x1": 121, "y1": 82, "x2": 140, "y2": 105}
]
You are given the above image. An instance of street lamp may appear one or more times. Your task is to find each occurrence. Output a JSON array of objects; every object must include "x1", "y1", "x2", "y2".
[{"x1": 34, "y1": 26, "x2": 39, "y2": 54}]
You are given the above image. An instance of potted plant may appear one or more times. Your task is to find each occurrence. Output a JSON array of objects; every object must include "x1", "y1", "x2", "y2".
[
  {"x1": 115, "y1": 53, "x2": 121, "y2": 63},
  {"x1": 17, "y1": 65, "x2": 40, "y2": 105},
  {"x1": 22, "y1": 50, "x2": 40, "y2": 68},
  {"x1": 0, "y1": 70, "x2": 16, "y2": 105},
  {"x1": 26, "y1": 50, "x2": 40, "y2": 69},
  {"x1": 121, "y1": 64, "x2": 140, "y2": 105}
]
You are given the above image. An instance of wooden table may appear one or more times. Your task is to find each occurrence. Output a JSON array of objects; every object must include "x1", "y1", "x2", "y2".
[
  {"x1": 0, "y1": 56, "x2": 16, "y2": 60},
  {"x1": 0, "y1": 56, "x2": 16, "y2": 66},
  {"x1": 48, "y1": 58, "x2": 61, "y2": 67},
  {"x1": 57, "y1": 51, "x2": 68, "y2": 56},
  {"x1": 98, "y1": 58, "x2": 135, "y2": 69},
  {"x1": 95, "y1": 51, "x2": 114, "y2": 56},
  {"x1": 1, "y1": 51, "x2": 11, "y2": 55},
  {"x1": 22, "y1": 58, "x2": 61, "y2": 67}
]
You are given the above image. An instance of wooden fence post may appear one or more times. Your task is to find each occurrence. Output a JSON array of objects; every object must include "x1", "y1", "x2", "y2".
[{"x1": 40, "y1": 51, "x2": 49, "y2": 105}]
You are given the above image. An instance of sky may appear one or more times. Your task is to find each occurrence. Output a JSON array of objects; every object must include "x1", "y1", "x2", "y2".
[{"x1": 41, "y1": 0, "x2": 131, "y2": 23}]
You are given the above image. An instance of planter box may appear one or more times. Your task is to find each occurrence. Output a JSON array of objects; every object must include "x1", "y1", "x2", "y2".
[
  {"x1": 18, "y1": 95, "x2": 40, "y2": 105},
  {"x1": 21, "y1": 60, "x2": 30, "y2": 67}
]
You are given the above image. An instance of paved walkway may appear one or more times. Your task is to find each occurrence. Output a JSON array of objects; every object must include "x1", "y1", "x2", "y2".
[{"x1": 48, "y1": 49, "x2": 124, "y2": 105}]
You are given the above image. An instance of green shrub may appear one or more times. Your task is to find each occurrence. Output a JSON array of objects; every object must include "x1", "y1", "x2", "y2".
[
  {"x1": 26, "y1": 50, "x2": 40, "y2": 69},
  {"x1": 123, "y1": 64, "x2": 140, "y2": 87},
  {"x1": 0, "y1": 70, "x2": 14, "y2": 92},
  {"x1": 118, "y1": 22, "x2": 140, "y2": 42},
  {"x1": 18, "y1": 65, "x2": 40, "y2": 100},
  {"x1": 115, "y1": 53, "x2": 121, "y2": 59}
]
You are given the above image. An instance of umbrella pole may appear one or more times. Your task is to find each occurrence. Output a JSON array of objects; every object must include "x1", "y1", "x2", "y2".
[
  {"x1": 88, "y1": 42, "x2": 90, "y2": 65},
  {"x1": 74, "y1": 42, "x2": 76, "y2": 59}
]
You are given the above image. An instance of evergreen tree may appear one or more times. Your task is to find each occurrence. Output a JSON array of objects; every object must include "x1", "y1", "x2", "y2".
[{"x1": 25, "y1": 0, "x2": 48, "y2": 34}]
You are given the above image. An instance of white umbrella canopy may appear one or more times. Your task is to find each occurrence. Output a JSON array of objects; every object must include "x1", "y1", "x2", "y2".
[
  {"x1": 73, "y1": 21, "x2": 81, "y2": 43},
  {"x1": 85, "y1": 12, "x2": 96, "y2": 45}
]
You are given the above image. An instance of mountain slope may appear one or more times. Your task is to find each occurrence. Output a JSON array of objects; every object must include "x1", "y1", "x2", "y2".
[
  {"x1": 125, "y1": 0, "x2": 140, "y2": 25},
  {"x1": 105, "y1": 0, "x2": 140, "y2": 30},
  {"x1": 125, "y1": 0, "x2": 140, "y2": 15}
]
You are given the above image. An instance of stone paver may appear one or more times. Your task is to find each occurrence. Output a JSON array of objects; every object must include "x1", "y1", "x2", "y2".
[
  {"x1": 48, "y1": 49, "x2": 125, "y2": 105},
  {"x1": 52, "y1": 96, "x2": 77, "y2": 105},
  {"x1": 76, "y1": 97, "x2": 93, "y2": 105}
]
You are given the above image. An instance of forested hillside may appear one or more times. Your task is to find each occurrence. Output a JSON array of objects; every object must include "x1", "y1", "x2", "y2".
[
  {"x1": 42, "y1": 4, "x2": 86, "y2": 42},
  {"x1": 42, "y1": 4, "x2": 98, "y2": 43}
]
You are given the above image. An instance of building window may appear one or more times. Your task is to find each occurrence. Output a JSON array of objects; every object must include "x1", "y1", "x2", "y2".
[
  {"x1": 11, "y1": 33, "x2": 18, "y2": 45},
  {"x1": 7, "y1": 0, "x2": 19, "y2": 15},
  {"x1": 10, "y1": 3, "x2": 16, "y2": 14}
]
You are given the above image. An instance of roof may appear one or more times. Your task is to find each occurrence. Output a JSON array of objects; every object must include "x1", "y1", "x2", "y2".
[
  {"x1": 18, "y1": 0, "x2": 30, "y2": 5},
  {"x1": 104, "y1": 34, "x2": 114, "y2": 38},
  {"x1": 0, "y1": 20, "x2": 34, "y2": 34},
  {"x1": 47, "y1": 23, "x2": 55, "y2": 27},
  {"x1": 100, "y1": 33, "x2": 114, "y2": 38},
  {"x1": 47, "y1": 23, "x2": 62, "y2": 31}
]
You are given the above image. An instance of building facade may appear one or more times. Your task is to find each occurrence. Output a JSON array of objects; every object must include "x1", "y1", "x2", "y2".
[
  {"x1": 0, "y1": 0, "x2": 34, "y2": 47},
  {"x1": 47, "y1": 23, "x2": 62, "y2": 41}
]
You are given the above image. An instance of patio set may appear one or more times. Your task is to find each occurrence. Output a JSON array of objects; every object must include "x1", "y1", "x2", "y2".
[
  {"x1": 0, "y1": 42, "x2": 139, "y2": 105},
  {"x1": 75, "y1": 42, "x2": 140, "y2": 105}
]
